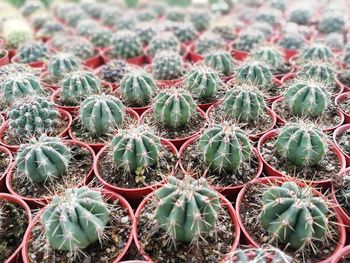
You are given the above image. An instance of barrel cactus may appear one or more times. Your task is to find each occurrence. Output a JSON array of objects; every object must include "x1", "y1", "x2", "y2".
[
  {"x1": 289, "y1": 6, "x2": 312, "y2": 25},
  {"x1": 17, "y1": 41, "x2": 48, "y2": 63},
  {"x1": 41, "y1": 187, "x2": 110, "y2": 251},
  {"x1": 101, "y1": 7, "x2": 121, "y2": 27},
  {"x1": 204, "y1": 50, "x2": 236, "y2": 76},
  {"x1": 318, "y1": 11, "x2": 345, "y2": 34},
  {"x1": 251, "y1": 46, "x2": 284, "y2": 73},
  {"x1": 110, "y1": 30, "x2": 142, "y2": 59},
  {"x1": 232, "y1": 246, "x2": 293, "y2": 262},
  {"x1": 236, "y1": 60, "x2": 273, "y2": 86},
  {"x1": 342, "y1": 44, "x2": 350, "y2": 65},
  {"x1": 165, "y1": 8, "x2": 186, "y2": 22},
  {"x1": 76, "y1": 19, "x2": 99, "y2": 37},
  {"x1": 16, "y1": 136, "x2": 71, "y2": 184},
  {"x1": 278, "y1": 32, "x2": 305, "y2": 50},
  {"x1": 298, "y1": 62, "x2": 336, "y2": 84},
  {"x1": 147, "y1": 32, "x2": 180, "y2": 57},
  {"x1": 233, "y1": 29, "x2": 265, "y2": 52},
  {"x1": 152, "y1": 51, "x2": 185, "y2": 81},
  {"x1": 3, "y1": 20, "x2": 33, "y2": 49},
  {"x1": 189, "y1": 10, "x2": 212, "y2": 32},
  {"x1": 300, "y1": 43, "x2": 333, "y2": 62},
  {"x1": 134, "y1": 22, "x2": 156, "y2": 45},
  {"x1": 48, "y1": 53, "x2": 81, "y2": 79},
  {"x1": 98, "y1": 59, "x2": 129, "y2": 84},
  {"x1": 155, "y1": 176, "x2": 220, "y2": 242},
  {"x1": 62, "y1": 38, "x2": 95, "y2": 61},
  {"x1": 173, "y1": 23, "x2": 198, "y2": 44},
  {"x1": 90, "y1": 28, "x2": 112, "y2": 48},
  {"x1": 195, "y1": 32, "x2": 225, "y2": 55}
]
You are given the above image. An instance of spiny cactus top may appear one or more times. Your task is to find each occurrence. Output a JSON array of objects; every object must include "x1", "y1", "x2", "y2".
[
  {"x1": 300, "y1": 43, "x2": 333, "y2": 62},
  {"x1": 318, "y1": 11, "x2": 345, "y2": 34},
  {"x1": 251, "y1": 46, "x2": 284, "y2": 72},
  {"x1": 233, "y1": 29, "x2": 265, "y2": 52},
  {"x1": 278, "y1": 32, "x2": 305, "y2": 50},
  {"x1": 260, "y1": 181, "x2": 330, "y2": 250},
  {"x1": 165, "y1": 7, "x2": 186, "y2": 22},
  {"x1": 289, "y1": 6, "x2": 312, "y2": 25},
  {"x1": 199, "y1": 123, "x2": 252, "y2": 172},
  {"x1": 16, "y1": 136, "x2": 71, "y2": 184},
  {"x1": 134, "y1": 22, "x2": 156, "y2": 45},
  {"x1": 298, "y1": 61, "x2": 336, "y2": 84},
  {"x1": 17, "y1": 41, "x2": 48, "y2": 63},
  {"x1": 275, "y1": 122, "x2": 327, "y2": 167},
  {"x1": 152, "y1": 51, "x2": 185, "y2": 81},
  {"x1": 110, "y1": 30, "x2": 142, "y2": 59},
  {"x1": 173, "y1": 23, "x2": 198, "y2": 43},
  {"x1": 236, "y1": 60, "x2": 273, "y2": 86},
  {"x1": 48, "y1": 53, "x2": 82, "y2": 79},
  {"x1": 90, "y1": 27, "x2": 112, "y2": 48},
  {"x1": 41, "y1": 187, "x2": 110, "y2": 251},
  {"x1": 204, "y1": 50, "x2": 236, "y2": 76},
  {"x1": 147, "y1": 32, "x2": 180, "y2": 57},
  {"x1": 195, "y1": 32, "x2": 225, "y2": 55},
  {"x1": 62, "y1": 38, "x2": 95, "y2": 60},
  {"x1": 100, "y1": 7, "x2": 121, "y2": 26},
  {"x1": 232, "y1": 246, "x2": 293, "y2": 263},
  {"x1": 155, "y1": 176, "x2": 220, "y2": 242},
  {"x1": 98, "y1": 59, "x2": 129, "y2": 84},
  {"x1": 256, "y1": 8, "x2": 282, "y2": 26},
  {"x1": 189, "y1": 9, "x2": 212, "y2": 32},
  {"x1": 76, "y1": 19, "x2": 99, "y2": 37},
  {"x1": 3, "y1": 19, "x2": 33, "y2": 49}
]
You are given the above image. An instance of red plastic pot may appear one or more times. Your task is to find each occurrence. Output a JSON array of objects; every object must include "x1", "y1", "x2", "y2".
[
  {"x1": 51, "y1": 90, "x2": 79, "y2": 115},
  {"x1": 188, "y1": 43, "x2": 204, "y2": 63},
  {"x1": 6, "y1": 140, "x2": 95, "y2": 208},
  {"x1": 0, "y1": 109, "x2": 72, "y2": 153},
  {"x1": 82, "y1": 49, "x2": 103, "y2": 69},
  {"x1": 94, "y1": 139, "x2": 178, "y2": 200},
  {"x1": 0, "y1": 146, "x2": 13, "y2": 192},
  {"x1": 0, "y1": 50, "x2": 9, "y2": 66},
  {"x1": 1, "y1": 193, "x2": 32, "y2": 263},
  {"x1": 235, "y1": 176, "x2": 346, "y2": 263},
  {"x1": 21, "y1": 189, "x2": 133, "y2": 263},
  {"x1": 11, "y1": 55, "x2": 45, "y2": 69},
  {"x1": 133, "y1": 189, "x2": 240, "y2": 263},
  {"x1": 8, "y1": 49, "x2": 16, "y2": 60},
  {"x1": 229, "y1": 41, "x2": 249, "y2": 61},
  {"x1": 101, "y1": 48, "x2": 145, "y2": 66},
  {"x1": 197, "y1": 100, "x2": 218, "y2": 112},
  {"x1": 257, "y1": 129, "x2": 346, "y2": 187},
  {"x1": 331, "y1": 245, "x2": 350, "y2": 263},
  {"x1": 335, "y1": 92, "x2": 350, "y2": 123},
  {"x1": 333, "y1": 124, "x2": 350, "y2": 166}
]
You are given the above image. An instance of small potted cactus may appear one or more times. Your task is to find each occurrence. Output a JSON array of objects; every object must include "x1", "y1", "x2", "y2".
[
  {"x1": 95, "y1": 59, "x2": 130, "y2": 90},
  {"x1": 276, "y1": 32, "x2": 306, "y2": 60},
  {"x1": 11, "y1": 41, "x2": 49, "y2": 68},
  {"x1": 332, "y1": 169, "x2": 350, "y2": 230},
  {"x1": 134, "y1": 22, "x2": 157, "y2": 47},
  {"x1": 335, "y1": 91, "x2": 350, "y2": 123},
  {"x1": 229, "y1": 245, "x2": 293, "y2": 262},
  {"x1": 172, "y1": 22, "x2": 199, "y2": 46},
  {"x1": 203, "y1": 49, "x2": 236, "y2": 81},
  {"x1": 21, "y1": 187, "x2": 133, "y2": 263},
  {"x1": 133, "y1": 175, "x2": 240, "y2": 262},
  {"x1": 89, "y1": 27, "x2": 112, "y2": 50},
  {"x1": 94, "y1": 125, "x2": 178, "y2": 199},
  {"x1": 291, "y1": 43, "x2": 334, "y2": 67},
  {"x1": 230, "y1": 29, "x2": 265, "y2": 60},
  {"x1": 189, "y1": 32, "x2": 225, "y2": 62}
]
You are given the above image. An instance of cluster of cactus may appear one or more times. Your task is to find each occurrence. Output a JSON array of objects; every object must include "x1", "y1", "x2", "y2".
[
  {"x1": 152, "y1": 51, "x2": 185, "y2": 80},
  {"x1": 275, "y1": 123, "x2": 327, "y2": 167},
  {"x1": 110, "y1": 125, "x2": 160, "y2": 173},
  {"x1": 298, "y1": 61, "x2": 336, "y2": 84},
  {"x1": 318, "y1": 11, "x2": 345, "y2": 34},
  {"x1": 260, "y1": 181, "x2": 331, "y2": 250},
  {"x1": 120, "y1": 69, "x2": 157, "y2": 107},
  {"x1": 251, "y1": 46, "x2": 284, "y2": 73},
  {"x1": 98, "y1": 60, "x2": 129, "y2": 84},
  {"x1": 90, "y1": 28, "x2": 112, "y2": 48},
  {"x1": 195, "y1": 32, "x2": 225, "y2": 55},
  {"x1": 9, "y1": 96, "x2": 59, "y2": 137},
  {"x1": 16, "y1": 136, "x2": 71, "y2": 184},
  {"x1": 289, "y1": 6, "x2": 312, "y2": 25},
  {"x1": 233, "y1": 29, "x2": 264, "y2": 52},
  {"x1": 41, "y1": 187, "x2": 110, "y2": 251},
  {"x1": 48, "y1": 53, "x2": 81, "y2": 79},
  {"x1": 232, "y1": 246, "x2": 293, "y2": 262},
  {"x1": 189, "y1": 10, "x2": 212, "y2": 32},
  {"x1": 300, "y1": 43, "x2": 333, "y2": 62},
  {"x1": 76, "y1": 19, "x2": 99, "y2": 37},
  {"x1": 199, "y1": 123, "x2": 252, "y2": 172},
  {"x1": 278, "y1": 32, "x2": 305, "y2": 50},
  {"x1": 147, "y1": 32, "x2": 180, "y2": 57},
  {"x1": 62, "y1": 38, "x2": 95, "y2": 60},
  {"x1": 155, "y1": 176, "x2": 220, "y2": 242},
  {"x1": 154, "y1": 88, "x2": 196, "y2": 128},
  {"x1": 236, "y1": 60, "x2": 273, "y2": 86},
  {"x1": 173, "y1": 23, "x2": 198, "y2": 43},
  {"x1": 110, "y1": 30, "x2": 142, "y2": 59},
  {"x1": 204, "y1": 50, "x2": 236, "y2": 76},
  {"x1": 134, "y1": 22, "x2": 156, "y2": 45}
]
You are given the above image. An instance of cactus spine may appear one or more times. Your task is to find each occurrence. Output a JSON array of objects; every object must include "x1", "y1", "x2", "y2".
[
  {"x1": 236, "y1": 60, "x2": 273, "y2": 86},
  {"x1": 204, "y1": 50, "x2": 236, "y2": 76},
  {"x1": 48, "y1": 53, "x2": 81, "y2": 79},
  {"x1": 152, "y1": 51, "x2": 185, "y2": 81}
]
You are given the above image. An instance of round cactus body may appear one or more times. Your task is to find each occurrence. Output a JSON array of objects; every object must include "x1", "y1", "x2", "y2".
[
  {"x1": 204, "y1": 50, "x2": 236, "y2": 76},
  {"x1": 17, "y1": 41, "x2": 48, "y2": 63},
  {"x1": 62, "y1": 38, "x2": 95, "y2": 61},
  {"x1": 48, "y1": 53, "x2": 81, "y2": 79},
  {"x1": 298, "y1": 62, "x2": 336, "y2": 84},
  {"x1": 147, "y1": 32, "x2": 180, "y2": 57},
  {"x1": 195, "y1": 32, "x2": 225, "y2": 55},
  {"x1": 278, "y1": 33, "x2": 305, "y2": 50},
  {"x1": 110, "y1": 30, "x2": 142, "y2": 59},
  {"x1": 173, "y1": 23, "x2": 198, "y2": 43},
  {"x1": 252, "y1": 46, "x2": 284, "y2": 72},
  {"x1": 233, "y1": 29, "x2": 264, "y2": 52},
  {"x1": 236, "y1": 60, "x2": 273, "y2": 86},
  {"x1": 318, "y1": 11, "x2": 345, "y2": 34},
  {"x1": 152, "y1": 51, "x2": 185, "y2": 81},
  {"x1": 189, "y1": 10, "x2": 212, "y2": 32},
  {"x1": 289, "y1": 7, "x2": 311, "y2": 25},
  {"x1": 134, "y1": 22, "x2": 156, "y2": 46},
  {"x1": 300, "y1": 43, "x2": 333, "y2": 62},
  {"x1": 90, "y1": 28, "x2": 112, "y2": 48}
]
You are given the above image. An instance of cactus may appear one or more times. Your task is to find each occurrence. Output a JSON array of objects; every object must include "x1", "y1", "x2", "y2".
[
  {"x1": 336, "y1": 175, "x2": 350, "y2": 207},
  {"x1": 233, "y1": 29, "x2": 265, "y2": 52},
  {"x1": 137, "y1": 9, "x2": 157, "y2": 22},
  {"x1": 17, "y1": 41, "x2": 48, "y2": 63},
  {"x1": 110, "y1": 125, "x2": 160, "y2": 173},
  {"x1": 270, "y1": 0, "x2": 287, "y2": 10},
  {"x1": 80, "y1": 1, "x2": 104, "y2": 19},
  {"x1": 80, "y1": 94, "x2": 125, "y2": 136},
  {"x1": 195, "y1": 32, "x2": 225, "y2": 55},
  {"x1": 204, "y1": 50, "x2": 236, "y2": 76},
  {"x1": 185, "y1": 65, "x2": 221, "y2": 99},
  {"x1": 260, "y1": 181, "x2": 330, "y2": 250},
  {"x1": 155, "y1": 176, "x2": 220, "y2": 242},
  {"x1": 236, "y1": 60, "x2": 273, "y2": 86},
  {"x1": 300, "y1": 43, "x2": 333, "y2": 62},
  {"x1": 147, "y1": 32, "x2": 180, "y2": 57},
  {"x1": 16, "y1": 136, "x2": 71, "y2": 183},
  {"x1": 3, "y1": 19, "x2": 33, "y2": 49},
  {"x1": 318, "y1": 11, "x2": 345, "y2": 34},
  {"x1": 0, "y1": 64, "x2": 36, "y2": 85},
  {"x1": 100, "y1": 7, "x2": 121, "y2": 26},
  {"x1": 134, "y1": 22, "x2": 156, "y2": 45},
  {"x1": 298, "y1": 62, "x2": 336, "y2": 84},
  {"x1": 41, "y1": 187, "x2": 109, "y2": 251},
  {"x1": 21, "y1": 1, "x2": 43, "y2": 16},
  {"x1": 48, "y1": 53, "x2": 82, "y2": 79},
  {"x1": 250, "y1": 22, "x2": 274, "y2": 38},
  {"x1": 120, "y1": 69, "x2": 157, "y2": 107},
  {"x1": 289, "y1": 6, "x2": 312, "y2": 25},
  {"x1": 165, "y1": 8, "x2": 186, "y2": 22},
  {"x1": 90, "y1": 28, "x2": 112, "y2": 48},
  {"x1": 173, "y1": 23, "x2": 198, "y2": 44},
  {"x1": 76, "y1": 19, "x2": 99, "y2": 37},
  {"x1": 189, "y1": 10, "x2": 212, "y2": 32},
  {"x1": 323, "y1": 32, "x2": 344, "y2": 50},
  {"x1": 278, "y1": 33, "x2": 305, "y2": 50},
  {"x1": 37, "y1": 21, "x2": 64, "y2": 39},
  {"x1": 256, "y1": 8, "x2": 281, "y2": 26},
  {"x1": 275, "y1": 123, "x2": 327, "y2": 167},
  {"x1": 154, "y1": 88, "x2": 196, "y2": 128},
  {"x1": 199, "y1": 123, "x2": 252, "y2": 172},
  {"x1": 223, "y1": 83, "x2": 266, "y2": 123},
  {"x1": 114, "y1": 14, "x2": 136, "y2": 30},
  {"x1": 251, "y1": 46, "x2": 284, "y2": 73},
  {"x1": 98, "y1": 59, "x2": 129, "y2": 84},
  {"x1": 210, "y1": 22, "x2": 235, "y2": 42},
  {"x1": 63, "y1": 8, "x2": 87, "y2": 27},
  {"x1": 232, "y1": 246, "x2": 293, "y2": 262},
  {"x1": 9, "y1": 96, "x2": 59, "y2": 137},
  {"x1": 284, "y1": 79, "x2": 330, "y2": 118},
  {"x1": 152, "y1": 51, "x2": 185, "y2": 81},
  {"x1": 61, "y1": 71, "x2": 100, "y2": 105},
  {"x1": 62, "y1": 38, "x2": 95, "y2": 61},
  {"x1": 1, "y1": 74, "x2": 44, "y2": 104},
  {"x1": 110, "y1": 30, "x2": 142, "y2": 59}
]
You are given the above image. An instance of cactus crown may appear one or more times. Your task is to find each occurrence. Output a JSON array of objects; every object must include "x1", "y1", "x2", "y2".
[
  {"x1": 152, "y1": 51, "x2": 185, "y2": 81},
  {"x1": 41, "y1": 187, "x2": 110, "y2": 251},
  {"x1": 232, "y1": 246, "x2": 293, "y2": 262},
  {"x1": 318, "y1": 11, "x2": 345, "y2": 34},
  {"x1": 298, "y1": 61, "x2": 336, "y2": 84},
  {"x1": 98, "y1": 59, "x2": 129, "y2": 84},
  {"x1": 300, "y1": 43, "x2": 333, "y2": 62},
  {"x1": 17, "y1": 41, "x2": 48, "y2": 63},
  {"x1": 76, "y1": 19, "x2": 99, "y2": 37},
  {"x1": 155, "y1": 176, "x2": 220, "y2": 243},
  {"x1": 173, "y1": 23, "x2": 199, "y2": 43},
  {"x1": 90, "y1": 28, "x2": 112, "y2": 48},
  {"x1": 62, "y1": 38, "x2": 95, "y2": 60},
  {"x1": 278, "y1": 32, "x2": 305, "y2": 50},
  {"x1": 165, "y1": 7, "x2": 186, "y2": 22},
  {"x1": 337, "y1": 175, "x2": 350, "y2": 207},
  {"x1": 289, "y1": 6, "x2": 311, "y2": 25},
  {"x1": 195, "y1": 32, "x2": 225, "y2": 55},
  {"x1": 234, "y1": 29, "x2": 264, "y2": 52},
  {"x1": 110, "y1": 30, "x2": 142, "y2": 59},
  {"x1": 48, "y1": 53, "x2": 82, "y2": 79},
  {"x1": 147, "y1": 32, "x2": 180, "y2": 57},
  {"x1": 251, "y1": 46, "x2": 284, "y2": 72},
  {"x1": 236, "y1": 60, "x2": 273, "y2": 86},
  {"x1": 204, "y1": 49, "x2": 236, "y2": 76},
  {"x1": 134, "y1": 22, "x2": 156, "y2": 45},
  {"x1": 189, "y1": 10, "x2": 212, "y2": 32}
]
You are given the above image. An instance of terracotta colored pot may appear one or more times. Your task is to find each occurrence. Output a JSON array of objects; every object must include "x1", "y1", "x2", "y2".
[
  {"x1": 335, "y1": 92, "x2": 350, "y2": 123},
  {"x1": 101, "y1": 48, "x2": 145, "y2": 66},
  {"x1": 229, "y1": 41, "x2": 249, "y2": 61},
  {"x1": 235, "y1": 176, "x2": 346, "y2": 263},
  {"x1": 94, "y1": 139, "x2": 178, "y2": 200},
  {"x1": 8, "y1": 49, "x2": 16, "y2": 60},
  {"x1": 1, "y1": 193, "x2": 32, "y2": 263},
  {"x1": 333, "y1": 124, "x2": 350, "y2": 166},
  {"x1": 331, "y1": 245, "x2": 350, "y2": 263},
  {"x1": 257, "y1": 129, "x2": 346, "y2": 187},
  {"x1": 0, "y1": 109, "x2": 72, "y2": 153},
  {"x1": 82, "y1": 49, "x2": 102, "y2": 69},
  {"x1": 0, "y1": 146, "x2": 13, "y2": 192},
  {"x1": 0, "y1": 50, "x2": 10, "y2": 66},
  {"x1": 133, "y1": 190, "x2": 240, "y2": 263},
  {"x1": 6, "y1": 140, "x2": 95, "y2": 208},
  {"x1": 11, "y1": 55, "x2": 45, "y2": 68},
  {"x1": 21, "y1": 189, "x2": 133, "y2": 263}
]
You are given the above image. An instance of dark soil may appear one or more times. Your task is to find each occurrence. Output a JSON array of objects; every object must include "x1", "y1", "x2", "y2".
[
  {"x1": 337, "y1": 71, "x2": 350, "y2": 88},
  {"x1": 272, "y1": 62, "x2": 293, "y2": 76},
  {"x1": 11, "y1": 144, "x2": 92, "y2": 199},
  {"x1": 28, "y1": 199, "x2": 131, "y2": 263},
  {"x1": 336, "y1": 130, "x2": 350, "y2": 156},
  {"x1": 136, "y1": 198, "x2": 235, "y2": 263}
]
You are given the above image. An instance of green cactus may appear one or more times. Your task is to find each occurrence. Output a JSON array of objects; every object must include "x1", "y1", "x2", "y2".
[
  {"x1": 256, "y1": 8, "x2": 281, "y2": 26},
  {"x1": 210, "y1": 22, "x2": 235, "y2": 42},
  {"x1": 111, "y1": 125, "x2": 160, "y2": 173},
  {"x1": 62, "y1": 38, "x2": 95, "y2": 61},
  {"x1": 154, "y1": 88, "x2": 196, "y2": 128},
  {"x1": 223, "y1": 83, "x2": 266, "y2": 123},
  {"x1": 300, "y1": 43, "x2": 333, "y2": 62},
  {"x1": 284, "y1": 79, "x2": 330, "y2": 118},
  {"x1": 114, "y1": 14, "x2": 136, "y2": 30},
  {"x1": 260, "y1": 181, "x2": 330, "y2": 250},
  {"x1": 278, "y1": 33, "x2": 305, "y2": 50},
  {"x1": 61, "y1": 71, "x2": 100, "y2": 105},
  {"x1": 80, "y1": 1, "x2": 104, "y2": 19},
  {"x1": 16, "y1": 136, "x2": 71, "y2": 184},
  {"x1": 173, "y1": 23, "x2": 198, "y2": 44},
  {"x1": 37, "y1": 21, "x2": 64, "y2": 39},
  {"x1": 20, "y1": 1, "x2": 43, "y2": 16},
  {"x1": 63, "y1": 8, "x2": 88, "y2": 27},
  {"x1": 41, "y1": 187, "x2": 110, "y2": 251},
  {"x1": 80, "y1": 94, "x2": 125, "y2": 136},
  {"x1": 100, "y1": 7, "x2": 122, "y2": 26},
  {"x1": 48, "y1": 53, "x2": 82, "y2": 79},
  {"x1": 9, "y1": 96, "x2": 59, "y2": 137},
  {"x1": 323, "y1": 33, "x2": 344, "y2": 50},
  {"x1": 165, "y1": 8, "x2": 186, "y2": 22},
  {"x1": 204, "y1": 50, "x2": 236, "y2": 76},
  {"x1": 250, "y1": 22, "x2": 274, "y2": 38},
  {"x1": 137, "y1": 9, "x2": 156, "y2": 22},
  {"x1": 3, "y1": 20, "x2": 33, "y2": 49},
  {"x1": 110, "y1": 30, "x2": 142, "y2": 59},
  {"x1": 233, "y1": 29, "x2": 264, "y2": 52},
  {"x1": 1, "y1": 74, "x2": 44, "y2": 104},
  {"x1": 155, "y1": 176, "x2": 220, "y2": 242},
  {"x1": 298, "y1": 62, "x2": 336, "y2": 84},
  {"x1": 120, "y1": 69, "x2": 157, "y2": 107},
  {"x1": 232, "y1": 246, "x2": 293, "y2": 262},
  {"x1": 98, "y1": 59, "x2": 129, "y2": 84},
  {"x1": 185, "y1": 65, "x2": 221, "y2": 99},
  {"x1": 318, "y1": 11, "x2": 345, "y2": 34},
  {"x1": 152, "y1": 51, "x2": 185, "y2": 81},
  {"x1": 196, "y1": 32, "x2": 225, "y2": 55},
  {"x1": 147, "y1": 32, "x2": 180, "y2": 57},
  {"x1": 336, "y1": 175, "x2": 350, "y2": 207},
  {"x1": 289, "y1": 6, "x2": 311, "y2": 25},
  {"x1": 236, "y1": 60, "x2": 273, "y2": 86},
  {"x1": 134, "y1": 22, "x2": 156, "y2": 45},
  {"x1": 199, "y1": 123, "x2": 252, "y2": 172},
  {"x1": 275, "y1": 123, "x2": 327, "y2": 167},
  {"x1": 17, "y1": 41, "x2": 48, "y2": 63},
  {"x1": 251, "y1": 46, "x2": 284, "y2": 73},
  {"x1": 189, "y1": 10, "x2": 212, "y2": 32},
  {"x1": 76, "y1": 19, "x2": 99, "y2": 37},
  {"x1": 90, "y1": 28, "x2": 112, "y2": 48}
]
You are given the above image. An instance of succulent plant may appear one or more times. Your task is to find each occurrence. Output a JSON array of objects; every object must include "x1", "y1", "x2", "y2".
[
  {"x1": 134, "y1": 22, "x2": 156, "y2": 45},
  {"x1": 100, "y1": 7, "x2": 122, "y2": 26},
  {"x1": 173, "y1": 23, "x2": 198, "y2": 44},
  {"x1": 300, "y1": 43, "x2": 333, "y2": 62},
  {"x1": 269, "y1": 0, "x2": 287, "y2": 10},
  {"x1": 236, "y1": 60, "x2": 273, "y2": 86},
  {"x1": 298, "y1": 61, "x2": 336, "y2": 84},
  {"x1": 278, "y1": 32, "x2": 305, "y2": 50},
  {"x1": 210, "y1": 22, "x2": 235, "y2": 42},
  {"x1": 150, "y1": 2, "x2": 167, "y2": 17},
  {"x1": 98, "y1": 60, "x2": 129, "y2": 84},
  {"x1": 20, "y1": 0, "x2": 43, "y2": 16},
  {"x1": 110, "y1": 125, "x2": 160, "y2": 173},
  {"x1": 81, "y1": 1, "x2": 104, "y2": 19},
  {"x1": 36, "y1": 21, "x2": 65, "y2": 39},
  {"x1": 48, "y1": 53, "x2": 81, "y2": 79},
  {"x1": 120, "y1": 70, "x2": 157, "y2": 107},
  {"x1": 137, "y1": 9, "x2": 157, "y2": 22},
  {"x1": 204, "y1": 50, "x2": 236, "y2": 76},
  {"x1": 9, "y1": 96, "x2": 59, "y2": 137},
  {"x1": 199, "y1": 123, "x2": 252, "y2": 172},
  {"x1": 232, "y1": 246, "x2": 293, "y2": 262},
  {"x1": 165, "y1": 8, "x2": 186, "y2": 22},
  {"x1": 16, "y1": 41, "x2": 48, "y2": 63},
  {"x1": 195, "y1": 32, "x2": 225, "y2": 55},
  {"x1": 147, "y1": 32, "x2": 180, "y2": 57},
  {"x1": 155, "y1": 176, "x2": 220, "y2": 242},
  {"x1": 336, "y1": 175, "x2": 350, "y2": 207},
  {"x1": 76, "y1": 19, "x2": 99, "y2": 37},
  {"x1": 62, "y1": 38, "x2": 95, "y2": 61},
  {"x1": 152, "y1": 51, "x2": 185, "y2": 81},
  {"x1": 154, "y1": 88, "x2": 196, "y2": 128},
  {"x1": 3, "y1": 19, "x2": 33, "y2": 49},
  {"x1": 260, "y1": 181, "x2": 330, "y2": 250},
  {"x1": 110, "y1": 30, "x2": 142, "y2": 59},
  {"x1": 61, "y1": 71, "x2": 100, "y2": 105},
  {"x1": 256, "y1": 8, "x2": 281, "y2": 26},
  {"x1": 318, "y1": 11, "x2": 345, "y2": 34},
  {"x1": 323, "y1": 32, "x2": 345, "y2": 50},
  {"x1": 41, "y1": 187, "x2": 110, "y2": 251},
  {"x1": 189, "y1": 10, "x2": 212, "y2": 32},
  {"x1": 0, "y1": 64, "x2": 36, "y2": 85},
  {"x1": 275, "y1": 123, "x2": 327, "y2": 167},
  {"x1": 114, "y1": 14, "x2": 136, "y2": 30},
  {"x1": 90, "y1": 28, "x2": 112, "y2": 48},
  {"x1": 64, "y1": 8, "x2": 88, "y2": 27},
  {"x1": 289, "y1": 6, "x2": 312, "y2": 25},
  {"x1": 16, "y1": 136, "x2": 71, "y2": 183},
  {"x1": 251, "y1": 46, "x2": 284, "y2": 72},
  {"x1": 233, "y1": 29, "x2": 265, "y2": 52},
  {"x1": 250, "y1": 22, "x2": 274, "y2": 38}
]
